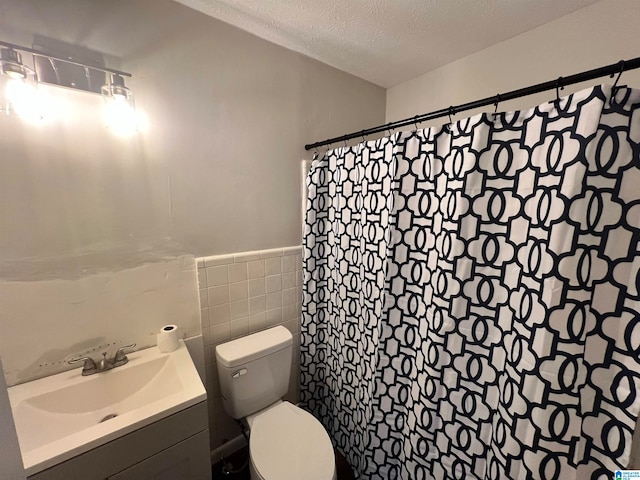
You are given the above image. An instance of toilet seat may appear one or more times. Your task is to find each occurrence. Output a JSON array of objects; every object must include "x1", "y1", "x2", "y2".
[{"x1": 249, "y1": 401, "x2": 336, "y2": 480}]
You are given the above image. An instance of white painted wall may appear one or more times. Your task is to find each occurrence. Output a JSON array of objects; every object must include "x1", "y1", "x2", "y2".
[
  {"x1": 0, "y1": 0, "x2": 386, "y2": 276},
  {"x1": 386, "y1": 0, "x2": 640, "y2": 125}
]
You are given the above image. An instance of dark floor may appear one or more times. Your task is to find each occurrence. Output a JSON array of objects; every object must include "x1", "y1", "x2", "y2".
[
  {"x1": 212, "y1": 446, "x2": 355, "y2": 479},
  {"x1": 211, "y1": 447, "x2": 249, "y2": 480}
]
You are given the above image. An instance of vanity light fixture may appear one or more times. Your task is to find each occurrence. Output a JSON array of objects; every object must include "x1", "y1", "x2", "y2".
[{"x1": 0, "y1": 39, "x2": 135, "y2": 130}]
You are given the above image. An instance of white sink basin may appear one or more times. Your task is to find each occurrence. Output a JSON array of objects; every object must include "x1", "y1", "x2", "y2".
[{"x1": 8, "y1": 340, "x2": 207, "y2": 476}]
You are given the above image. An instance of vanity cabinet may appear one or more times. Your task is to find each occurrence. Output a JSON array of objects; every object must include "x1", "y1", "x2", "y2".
[{"x1": 28, "y1": 402, "x2": 211, "y2": 480}]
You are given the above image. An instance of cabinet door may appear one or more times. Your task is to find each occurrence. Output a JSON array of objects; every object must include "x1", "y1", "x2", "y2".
[{"x1": 108, "y1": 431, "x2": 211, "y2": 480}]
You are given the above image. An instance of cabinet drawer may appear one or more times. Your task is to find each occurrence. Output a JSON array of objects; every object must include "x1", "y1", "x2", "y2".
[{"x1": 108, "y1": 430, "x2": 210, "y2": 480}]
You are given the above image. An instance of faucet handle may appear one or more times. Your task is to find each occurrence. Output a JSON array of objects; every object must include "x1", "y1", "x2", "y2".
[
  {"x1": 68, "y1": 356, "x2": 97, "y2": 375},
  {"x1": 113, "y1": 343, "x2": 136, "y2": 365}
]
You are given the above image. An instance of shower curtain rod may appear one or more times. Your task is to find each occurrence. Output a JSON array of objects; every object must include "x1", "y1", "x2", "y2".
[{"x1": 304, "y1": 56, "x2": 640, "y2": 151}]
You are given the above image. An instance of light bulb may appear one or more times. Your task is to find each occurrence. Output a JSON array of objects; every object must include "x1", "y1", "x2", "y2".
[
  {"x1": 104, "y1": 95, "x2": 138, "y2": 136},
  {"x1": 0, "y1": 48, "x2": 27, "y2": 81},
  {"x1": 5, "y1": 69, "x2": 26, "y2": 80},
  {"x1": 3, "y1": 77, "x2": 43, "y2": 122}
]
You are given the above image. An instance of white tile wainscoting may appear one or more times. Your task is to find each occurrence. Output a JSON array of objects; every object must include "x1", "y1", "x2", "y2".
[{"x1": 197, "y1": 246, "x2": 303, "y2": 450}]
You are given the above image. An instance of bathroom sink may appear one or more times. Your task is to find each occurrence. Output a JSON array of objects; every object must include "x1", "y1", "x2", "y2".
[{"x1": 8, "y1": 340, "x2": 207, "y2": 476}]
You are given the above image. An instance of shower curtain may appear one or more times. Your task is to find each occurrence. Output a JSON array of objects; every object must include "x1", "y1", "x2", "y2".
[{"x1": 301, "y1": 85, "x2": 640, "y2": 479}]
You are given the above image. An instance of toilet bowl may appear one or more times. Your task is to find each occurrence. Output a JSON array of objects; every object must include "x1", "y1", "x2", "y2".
[
  {"x1": 215, "y1": 326, "x2": 336, "y2": 480},
  {"x1": 247, "y1": 401, "x2": 336, "y2": 480}
]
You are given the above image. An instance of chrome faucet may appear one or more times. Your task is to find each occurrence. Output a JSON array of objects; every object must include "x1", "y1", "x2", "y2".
[{"x1": 68, "y1": 344, "x2": 136, "y2": 376}]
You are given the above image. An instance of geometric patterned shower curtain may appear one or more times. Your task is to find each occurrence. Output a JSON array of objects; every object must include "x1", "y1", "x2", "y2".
[{"x1": 301, "y1": 85, "x2": 640, "y2": 480}]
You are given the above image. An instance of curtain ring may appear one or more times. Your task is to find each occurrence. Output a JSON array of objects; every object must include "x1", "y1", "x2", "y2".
[
  {"x1": 413, "y1": 115, "x2": 420, "y2": 130},
  {"x1": 493, "y1": 94, "x2": 500, "y2": 114},
  {"x1": 555, "y1": 77, "x2": 564, "y2": 106},
  {"x1": 612, "y1": 60, "x2": 626, "y2": 90},
  {"x1": 610, "y1": 61, "x2": 626, "y2": 107},
  {"x1": 361, "y1": 131, "x2": 367, "y2": 143},
  {"x1": 312, "y1": 148, "x2": 319, "y2": 161},
  {"x1": 611, "y1": 60, "x2": 626, "y2": 103},
  {"x1": 448, "y1": 106, "x2": 455, "y2": 124}
]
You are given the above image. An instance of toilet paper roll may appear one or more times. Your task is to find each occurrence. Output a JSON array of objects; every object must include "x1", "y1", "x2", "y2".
[{"x1": 157, "y1": 324, "x2": 179, "y2": 353}]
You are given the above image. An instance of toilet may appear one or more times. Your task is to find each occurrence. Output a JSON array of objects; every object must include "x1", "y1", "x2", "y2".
[{"x1": 216, "y1": 326, "x2": 336, "y2": 480}]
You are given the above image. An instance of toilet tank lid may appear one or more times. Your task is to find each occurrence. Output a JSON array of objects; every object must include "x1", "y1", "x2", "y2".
[{"x1": 216, "y1": 325, "x2": 293, "y2": 368}]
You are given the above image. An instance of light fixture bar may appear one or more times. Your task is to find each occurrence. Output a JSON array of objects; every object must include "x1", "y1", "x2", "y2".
[{"x1": 0, "y1": 40, "x2": 132, "y2": 78}]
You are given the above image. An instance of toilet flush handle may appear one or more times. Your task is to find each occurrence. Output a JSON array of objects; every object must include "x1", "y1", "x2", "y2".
[{"x1": 232, "y1": 368, "x2": 247, "y2": 378}]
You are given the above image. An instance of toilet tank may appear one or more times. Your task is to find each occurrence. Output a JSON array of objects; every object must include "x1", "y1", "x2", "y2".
[{"x1": 215, "y1": 326, "x2": 293, "y2": 419}]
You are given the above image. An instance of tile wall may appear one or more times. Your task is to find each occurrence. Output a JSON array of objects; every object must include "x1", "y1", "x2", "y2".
[{"x1": 197, "y1": 246, "x2": 303, "y2": 450}]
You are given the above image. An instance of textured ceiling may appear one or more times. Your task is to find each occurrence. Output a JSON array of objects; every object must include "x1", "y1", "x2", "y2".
[{"x1": 174, "y1": 0, "x2": 601, "y2": 88}]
